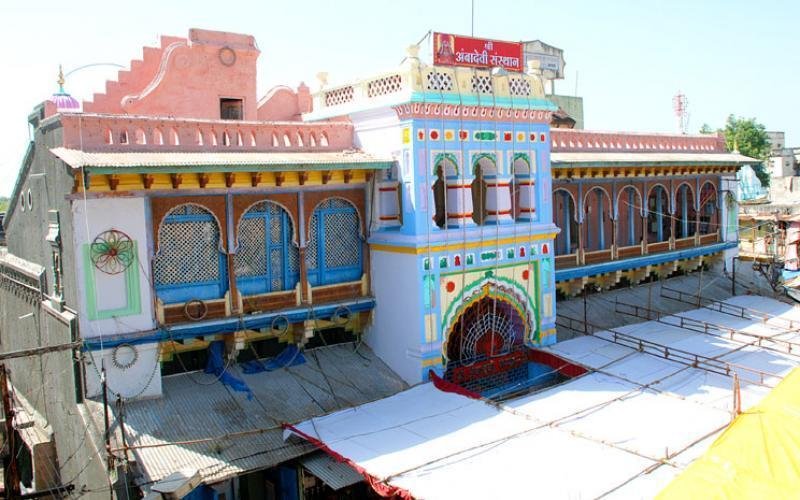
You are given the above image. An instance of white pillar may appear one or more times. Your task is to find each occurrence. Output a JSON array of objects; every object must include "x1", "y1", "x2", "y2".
[
  {"x1": 484, "y1": 175, "x2": 513, "y2": 224},
  {"x1": 515, "y1": 175, "x2": 536, "y2": 221},
  {"x1": 445, "y1": 175, "x2": 476, "y2": 227},
  {"x1": 376, "y1": 181, "x2": 401, "y2": 228}
]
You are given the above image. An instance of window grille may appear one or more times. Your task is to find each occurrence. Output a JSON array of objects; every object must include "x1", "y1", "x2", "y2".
[
  {"x1": 324, "y1": 86, "x2": 354, "y2": 106},
  {"x1": 508, "y1": 77, "x2": 531, "y2": 96},
  {"x1": 426, "y1": 71, "x2": 454, "y2": 91},
  {"x1": 235, "y1": 201, "x2": 299, "y2": 294},
  {"x1": 306, "y1": 199, "x2": 362, "y2": 286},
  {"x1": 367, "y1": 75, "x2": 402, "y2": 97},
  {"x1": 153, "y1": 204, "x2": 226, "y2": 303},
  {"x1": 471, "y1": 74, "x2": 493, "y2": 94}
]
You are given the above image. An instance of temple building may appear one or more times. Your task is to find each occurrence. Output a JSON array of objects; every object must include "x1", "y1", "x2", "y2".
[
  {"x1": 0, "y1": 27, "x2": 758, "y2": 499},
  {"x1": 304, "y1": 45, "x2": 559, "y2": 388},
  {"x1": 549, "y1": 129, "x2": 749, "y2": 298}
]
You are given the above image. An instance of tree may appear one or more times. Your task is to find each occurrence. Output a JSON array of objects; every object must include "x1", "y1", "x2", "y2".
[
  {"x1": 699, "y1": 123, "x2": 714, "y2": 134},
  {"x1": 722, "y1": 115, "x2": 771, "y2": 187},
  {"x1": 0, "y1": 197, "x2": 8, "y2": 213}
]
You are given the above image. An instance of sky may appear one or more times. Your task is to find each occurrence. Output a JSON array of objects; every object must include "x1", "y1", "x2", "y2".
[{"x1": 1, "y1": 0, "x2": 798, "y2": 196}]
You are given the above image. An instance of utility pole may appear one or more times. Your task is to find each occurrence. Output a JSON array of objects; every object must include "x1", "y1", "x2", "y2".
[
  {"x1": 1, "y1": 365, "x2": 21, "y2": 498},
  {"x1": 102, "y1": 365, "x2": 113, "y2": 473}
]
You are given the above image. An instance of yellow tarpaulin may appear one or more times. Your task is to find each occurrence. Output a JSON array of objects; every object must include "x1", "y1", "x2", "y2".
[{"x1": 658, "y1": 368, "x2": 800, "y2": 499}]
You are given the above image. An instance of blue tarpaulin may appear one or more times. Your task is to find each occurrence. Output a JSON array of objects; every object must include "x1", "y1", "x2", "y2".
[
  {"x1": 205, "y1": 341, "x2": 252, "y2": 398},
  {"x1": 241, "y1": 344, "x2": 306, "y2": 374}
]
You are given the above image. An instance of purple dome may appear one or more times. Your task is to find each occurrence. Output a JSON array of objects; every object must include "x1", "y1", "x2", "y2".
[
  {"x1": 49, "y1": 91, "x2": 80, "y2": 112},
  {"x1": 48, "y1": 65, "x2": 80, "y2": 113}
]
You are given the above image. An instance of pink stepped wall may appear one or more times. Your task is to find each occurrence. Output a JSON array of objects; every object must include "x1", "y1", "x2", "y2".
[{"x1": 83, "y1": 28, "x2": 308, "y2": 121}]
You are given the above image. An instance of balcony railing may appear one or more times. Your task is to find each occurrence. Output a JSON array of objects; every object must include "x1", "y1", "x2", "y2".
[{"x1": 554, "y1": 231, "x2": 721, "y2": 271}]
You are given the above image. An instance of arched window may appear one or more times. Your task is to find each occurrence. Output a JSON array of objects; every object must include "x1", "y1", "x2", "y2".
[
  {"x1": 512, "y1": 155, "x2": 535, "y2": 221},
  {"x1": 153, "y1": 204, "x2": 227, "y2": 304},
  {"x1": 235, "y1": 201, "x2": 299, "y2": 295},
  {"x1": 583, "y1": 188, "x2": 611, "y2": 251},
  {"x1": 433, "y1": 156, "x2": 457, "y2": 229},
  {"x1": 471, "y1": 156, "x2": 495, "y2": 225},
  {"x1": 699, "y1": 182, "x2": 718, "y2": 235},
  {"x1": 647, "y1": 185, "x2": 671, "y2": 243},
  {"x1": 676, "y1": 184, "x2": 696, "y2": 238},
  {"x1": 554, "y1": 190, "x2": 578, "y2": 256},
  {"x1": 617, "y1": 186, "x2": 642, "y2": 247},
  {"x1": 134, "y1": 128, "x2": 147, "y2": 145},
  {"x1": 306, "y1": 199, "x2": 362, "y2": 286}
]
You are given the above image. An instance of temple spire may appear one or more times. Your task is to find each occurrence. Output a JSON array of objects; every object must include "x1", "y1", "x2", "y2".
[{"x1": 57, "y1": 64, "x2": 65, "y2": 93}]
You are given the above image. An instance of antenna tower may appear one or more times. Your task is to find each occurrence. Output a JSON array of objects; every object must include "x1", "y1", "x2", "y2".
[{"x1": 673, "y1": 92, "x2": 689, "y2": 134}]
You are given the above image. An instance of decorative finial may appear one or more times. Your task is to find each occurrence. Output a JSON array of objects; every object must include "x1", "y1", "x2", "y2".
[
  {"x1": 57, "y1": 64, "x2": 65, "y2": 93},
  {"x1": 316, "y1": 72, "x2": 328, "y2": 90}
]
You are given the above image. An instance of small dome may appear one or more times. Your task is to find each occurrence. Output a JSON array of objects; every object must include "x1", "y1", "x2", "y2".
[
  {"x1": 49, "y1": 91, "x2": 80, "y2": 112},
  {"x1": 48, "y1": 65, "x2": 80, "y2": 113}
]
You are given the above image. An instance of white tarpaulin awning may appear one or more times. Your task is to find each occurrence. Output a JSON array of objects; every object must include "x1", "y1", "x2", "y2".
[{"x1": 285, "y1": 296, "x2": 800, "y2": 499}]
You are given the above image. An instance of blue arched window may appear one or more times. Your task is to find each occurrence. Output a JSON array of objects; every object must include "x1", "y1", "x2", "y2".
[
  {"x1": 306, "y1": 199, "x2": 362, "y2": 286},
  {"x1": 234, "y1": 201, "x2": 299, "y2": 295},
  {"x1": 153, "y1": 204, "x2": 227, "y2": 304}
]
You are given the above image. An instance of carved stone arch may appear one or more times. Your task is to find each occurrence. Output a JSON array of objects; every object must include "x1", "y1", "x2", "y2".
[
  {"x1": 472, "y1": 153, "x2": 497, "y2": 176},
  {"x1": 582, "y1": 185, "x2": 612, "y2": 218},
  {"x1": 615, "y1": 184, "x2": 644, "y2": 219},
  {"x1": 554, "y1": 188, "x2": 578, "y2": 222},
  {"x1": 433, "y1": 152, "x2": 459, "y2": 177},
  {"x1": 512, "y1": 153, "x2": 531, "y2": 175},
  {"x1": 646, "y1": 183, "x2": 671, "y2": 216}
]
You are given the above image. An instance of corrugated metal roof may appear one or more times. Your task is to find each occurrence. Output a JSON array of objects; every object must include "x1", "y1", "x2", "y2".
[
  {"x1": 50, "y1": 148, "x2": 394, "y2": 172},
  {"x1": 551, "y1": 152, "x2": 756, "y2": 165},
  {"x1": 300, "y1": 452, "x2": 362, "y2": 490},
  {"x1": 115, "y1": 343, "x2": 407, "y2": 489}
]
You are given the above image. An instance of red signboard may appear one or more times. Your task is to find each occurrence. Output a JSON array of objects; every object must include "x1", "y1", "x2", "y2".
[{"x1": 433, "y1": 32, "x2": 524, "y2": 72}]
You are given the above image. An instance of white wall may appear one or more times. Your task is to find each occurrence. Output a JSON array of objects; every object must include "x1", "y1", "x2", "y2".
[
  {"x1": 366, "y1": 251, "x2": 423, "y2": 384},
  {"x1": 351, "y1": 108, "x2": 403, "y2": 164},
  {"x1": 84, "y1": 342, "x2": 162, "y2": 399},
  {"x1": 71, "y1": 196, "x2": 156, "y2": 339}
]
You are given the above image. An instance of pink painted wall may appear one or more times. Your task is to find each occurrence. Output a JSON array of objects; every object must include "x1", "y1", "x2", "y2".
[
  {"x1": 83, "y1": 29, "x2": 260, "y2": 120},
  {"x1": 551, "y1": 129, "x2": 727, "y2": 153},
  {"x1": 256, "y1": 83, "x2": 314, "y2": 121},
  {"x1": 56, "y1": 114, "x2": 354, "y2": 152}
]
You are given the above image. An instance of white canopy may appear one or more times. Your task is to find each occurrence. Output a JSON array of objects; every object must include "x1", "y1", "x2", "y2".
[{"x1": 285, "y1": 296, "x2": 800, "y2": 499}]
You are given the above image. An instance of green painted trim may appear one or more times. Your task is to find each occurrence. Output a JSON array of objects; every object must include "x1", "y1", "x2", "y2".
[
  {"x1": 440, "y1": 271, "x2": 538, "y2": 343},
  {"x1": 551, "y1": 161, "x2": 746, "y2": 168},
  {"x1": 532, "y1": 259, "x2": 541, "y2": 341},
  {"x1": 433, "y1": 152, "x2": 459, "y2": 175},
  {"x1": 440, "y1": 259, "x2": 522, "y2": 276},
  {"x1": 512, "y1": 152, "x2": 531, "y2": 166},
  {"x1": 84, "y1": 243, "x2": 141, "y2": 320},
  {"x1": 410, "y1": 92, "x2": 559, "y2": 111},
  {"x1": 472, "y1": 152, "x2": 497, "y2": 167},
  {"x1": 85, "y1": 162, "x2": 394, "y2": 175}
]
